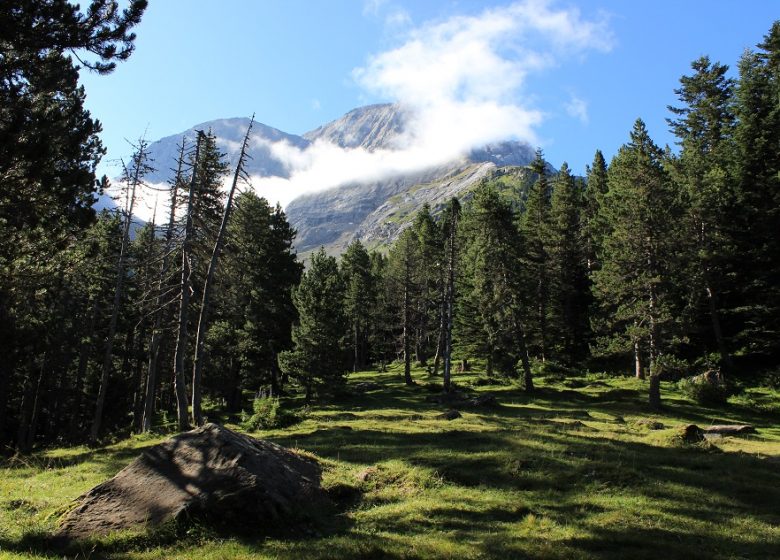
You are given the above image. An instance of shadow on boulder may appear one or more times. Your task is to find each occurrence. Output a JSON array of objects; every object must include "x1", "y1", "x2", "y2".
[{"x1": 57, "y1": 423, "x2": 328, "y2": 541}]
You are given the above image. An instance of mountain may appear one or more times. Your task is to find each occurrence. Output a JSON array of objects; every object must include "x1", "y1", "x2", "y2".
[
  {"x1": 139, "y1": 104, "x2": 538, "y2": 255},
  {"x1": 288, "y1": 104, "x2": 536, "y2": 254},
  {"x1": 303, "y1": 103, "x2": 407, "y2": 150},
  {"x1": 144, "y1": 118, "x2": 309, "y2": 184}
]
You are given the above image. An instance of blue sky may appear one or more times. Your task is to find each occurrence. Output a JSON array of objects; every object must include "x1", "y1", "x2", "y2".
[{"x1": 81, "y1": 0, "x2": 779, "y2": 182}]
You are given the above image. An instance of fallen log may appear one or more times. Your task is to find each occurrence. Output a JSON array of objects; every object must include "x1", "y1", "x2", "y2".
[{"x1": 704, "y1": 424, "x2": 756, "y2": 435}]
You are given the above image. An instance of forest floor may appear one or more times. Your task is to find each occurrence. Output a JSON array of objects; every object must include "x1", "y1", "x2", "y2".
[{"x1": 1, "y1": 365, "x2": 779, "y2": 559}]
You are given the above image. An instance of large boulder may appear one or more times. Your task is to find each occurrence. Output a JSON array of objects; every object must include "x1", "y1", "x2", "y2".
[{"x1": 58, "y1": 423, "x2": 326, "y2": 540}]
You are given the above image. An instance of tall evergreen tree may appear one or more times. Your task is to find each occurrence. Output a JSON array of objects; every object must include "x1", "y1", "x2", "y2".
[
  {"x1": 593, "y1": 119, "x2": 681, "y2": 407},
  {"x1": 0, "y1": 0, "x2": 146, "y2": 447},
  {"x1": 387, "y1": 228, "x2": 421, "y2": 385},
  {"x1": 583, "y1": 150, "x2": 609, "y2": 275},
  {"x1": 519, "y1": 149, "x2": 552, "y2": 361},
  {"x1": 732, "y1": 22, "x2": 780, "y2": 363},
  {"x1": 440, "y1": 198, "x2": 461, "y2": 392},
  {"x1": 667, "y1": 56, "x2": 738, "y2": 372},
  {"x1": 278, "y1": 248, "x2": 347, "y2": 401},
  {"x1": 457, "y1": 183, "x2": 533, "y2": 385},
  {"x1": 341, "y1": 240, "x2": 375, "y2": 372},
  {"x1": 90, "y1": 138, "x2": 152, "y2": 441},
  {"x1": 547, "y1": 163, "x2": 589, "y2": 365},
  {"x1": 191, "y1": 119, "x2": 253, "y2": 426},
  {"x1": 208, "y1": 193, "x2": 302, "y2": 408},
  {"x1": 410, "y1": 205, "x2": 442, "y2": 367}
]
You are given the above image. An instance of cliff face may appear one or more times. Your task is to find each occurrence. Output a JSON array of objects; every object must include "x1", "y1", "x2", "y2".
[{"x1": 142, "y1": 104, "x2": 537, "y2": 255}]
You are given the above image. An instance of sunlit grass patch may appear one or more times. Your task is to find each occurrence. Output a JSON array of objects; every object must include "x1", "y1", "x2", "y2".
[{"x1": 1, "y1": 366, "x2": 778, "y2": 559}]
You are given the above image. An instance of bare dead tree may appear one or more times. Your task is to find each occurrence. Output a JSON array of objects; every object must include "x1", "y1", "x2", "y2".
[
  {"x1": 172, "y1": 131, "x2": 205, "y2": 432},
  {"x1": 191, "y1": 116, "x2": 254, "y2": 426},
  {"x1": 90, "y1": 137, "x2": 153, "y2": 442},
  {"x1": 141, "y1": 139, "x2": 187, "y2": 433}
]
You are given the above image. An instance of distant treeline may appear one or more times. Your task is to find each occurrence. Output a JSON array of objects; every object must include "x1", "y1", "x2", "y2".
[{"x1": 1, "y1": 2, "x2": 778, "y2": 451}]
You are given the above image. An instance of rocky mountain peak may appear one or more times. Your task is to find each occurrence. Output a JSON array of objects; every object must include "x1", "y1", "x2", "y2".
[{"x1": 303, "y1": 103, "x2": 408, "y2": 151}]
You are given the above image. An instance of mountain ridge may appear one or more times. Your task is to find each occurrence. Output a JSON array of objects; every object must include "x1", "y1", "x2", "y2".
[{"x1": 139, "y1": 104, "x2": 538, "y2": 255}]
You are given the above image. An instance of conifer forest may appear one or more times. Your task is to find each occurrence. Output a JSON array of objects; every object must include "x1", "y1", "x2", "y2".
[{"x1": 1, "y1": 2, "x2": 779, "y2": 559}]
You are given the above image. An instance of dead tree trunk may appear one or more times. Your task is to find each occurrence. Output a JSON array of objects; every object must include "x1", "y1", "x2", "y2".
[
  {"x1": 141, "y1": 141, "x2": 186, "y2": 433},
  {"x1": 173, "y1": 132, "x2": 205, "y2": 432},
  {"x1": 90, "y1": 139, "x2": 151, "y2": 443},
  {"x1": 191, "y1": 117, "x2": 254, "y2": 427}
]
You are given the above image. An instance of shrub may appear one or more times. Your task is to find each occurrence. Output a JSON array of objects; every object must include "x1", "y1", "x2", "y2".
[
  {"x1": 762, "y1": 368, "x2": 780, "y2": 390},
  {"x1": 242, "y1": 395, "x2": 280, "y2": 430},
  {"x1": 677, "y1": 371, "x2": 730, "y2": 406}
]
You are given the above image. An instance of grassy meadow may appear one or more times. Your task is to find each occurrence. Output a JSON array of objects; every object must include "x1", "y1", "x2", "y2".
[{"x1": 1, "y1": 365, "x2": 779, "y2": 559}]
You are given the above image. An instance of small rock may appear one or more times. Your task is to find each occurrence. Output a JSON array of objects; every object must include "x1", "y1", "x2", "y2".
[
  {"x1": 679, "y1": 424, "x2": 705, "y2": 443},
  {"x1": 635, "y1": 418, "x2": 665, "y2": 430},
  {"x1": 437, "y1": 410, "x2": 462, "y2": 420},
  {"x1": 354, "y1": 382, "x2": 382, "y2": 392}
]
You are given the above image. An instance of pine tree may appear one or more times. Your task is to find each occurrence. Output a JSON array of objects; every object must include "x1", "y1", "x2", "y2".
[
  {"x1": 592, "y1": 119, "x2": 681, "y2": 407},
  {"x1": 583, "y1": 150, "x2": 609, "y2": 275},
  {"x1": 341, "y1": 240, "x2": 375, "y2": 372},
  {"x1": 410, "y1": 205, "x2": 442, "y2": 367},
  {"x1": 206, "y1": 193, "x2": 301, "y2": 408},
  {"x1": 191, "y1": 119, "x2": 253, "y2": 426},
  {"x1": 440, "y1": 198, "x2": 461, "y2": 392},
  {"x1": 667, "y1": 56, "x2": 738, "y2": 372},
  {"x1": 0, "y1": 0, "x2": 146, "y2": 446},
  {"x1": 387, "y1": 228, "x2": 421, "y2": 385},
  {"x1": 278, "y1": 248, "x2": 347, "y2": 401},
  {"x1": 90, "y1": 138, "x2": 152, "y2": 441},
  {"x1": 732, "y1": 22, "x2": 780, "y2": 363},
  {"x1": 547, "y1": 163, "x2": 589, "y2": 365},
  {"x1": 457, "y1": 183, "x2": 533, "y2": 384},
  {"x1": 369, "y1": 252, "x2": 395, "y2": 371},
  {"x1": 519, "y1": 149, "x2": 552, "y2": 361}
]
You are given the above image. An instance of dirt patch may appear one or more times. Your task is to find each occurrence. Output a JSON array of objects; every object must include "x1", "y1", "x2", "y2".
[{"x1": 58, "y1": 423, "x2": 326, "y2": 540}]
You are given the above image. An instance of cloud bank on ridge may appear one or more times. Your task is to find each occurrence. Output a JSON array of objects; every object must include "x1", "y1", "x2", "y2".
[{"x1": 250, "y1": 0, "x2": 612, "y2": 207}]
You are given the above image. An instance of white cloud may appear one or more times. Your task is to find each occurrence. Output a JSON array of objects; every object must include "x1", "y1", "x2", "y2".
[
  {"x1": 385, "y1": 7, "x2": 411, "y2": 27},
  {"x1": 565, "y1": 94, "x2": 589, "y2": 124},
  {"x1": 246, "y1": 1, "x2": 612, "y2": 208}
]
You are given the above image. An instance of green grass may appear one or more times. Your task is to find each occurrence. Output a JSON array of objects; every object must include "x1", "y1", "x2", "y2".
[{"x1": 2, "y1": 365, "x2": 779, "y2": 559}]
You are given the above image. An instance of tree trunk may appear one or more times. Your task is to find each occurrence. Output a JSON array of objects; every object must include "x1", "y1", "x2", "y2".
[
  {"x1": 353, "y1": 322, "x2": 359, "y2": 373},
  {"x1": 403, "y1": 262, "x2": 413, "y2": 386},
  {"x1": 132, "y1": 324, "x2": 146, "y2": 432},
  {"x1": 442, "y1": 205, "x2": 458, "y2": 392},
  {"x1": 0, "y1": 295, "x2": 11, "y2": 444},
  {"x1": 17, "y1": 356, "x2": 45, "y2": 453},
  {"x1": 648, "y1": 373, "x2": 661, "y2": 409},
  {"x1": 634, "y1": 340, "x2": 644, "y2": 379},
  {"x1": 142, "y1": 141, "x2": 186, "y2": 433},
  {"x1": 191, "y1": 117, "x2": 254, "y2": 427},
  {"x1": 538, "y1": 271, "x2": 547, "y2": 362},
  {"x1": 90, "y1": 143, "x2": 147, "y2": 443},
  {"x1": 25, "y1": 360, "x2": 46, "y2": 451},
  {"x1": 173, "y1": 132, "x2": 205, "y2": 432}
]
